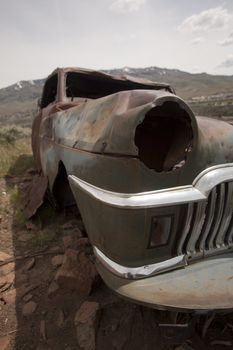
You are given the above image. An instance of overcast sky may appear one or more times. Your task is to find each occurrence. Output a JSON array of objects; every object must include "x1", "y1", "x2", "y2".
[{"x1": 0, "y1": 0, "x2": 233, "y2": 88}]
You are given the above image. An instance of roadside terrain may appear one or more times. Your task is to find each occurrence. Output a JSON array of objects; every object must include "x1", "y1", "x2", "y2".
[{"x1": 1, "y1": 127, "x2": 233, "y2": 349}]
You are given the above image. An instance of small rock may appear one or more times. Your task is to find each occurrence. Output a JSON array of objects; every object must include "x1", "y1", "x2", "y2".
[
  {"x1": 62, "y1": 230, "x2": 83, "y2": 249},
  {"x1": 16, "y1": 272, "x2": 29, "y2": 286},
  {"x1": 0, "y1": 251, "x2": 11, "y2": 262},
  {"x1": 47, "y1": 280, "x2": 59, "y2": 298},
  {"x1": 40, "y1": 320, "x2": 47, "y2": 340},
  {"x1": 51, "y1": 255, "x2": 64, "y2": 267},
  {"x1": 62, "y1": 235, "x2": 74, "y2": 249},
  {"x1": 0, "y1": 335, "x2": 11, "y2": 350},
  {"x1": 22, "y1": 257, "x2": 35, "y2": 272},
  {"x1": 0, "y1": 263, "x2": 15, "y2": 277},
  {"x1": 75, "y1": 301, "x2": 99, "y2": 325},
  {"x1": 22, "y1": 300, "x2": 37, "y2": 316},
  {"x1": 6, "y1": 271, "x2": 15, "y2": 284},
  {"x1": 0, "y1": 280, "x2": 6, "y2": 289},
  {"x1": 76, "y1": 324, "x2": 96, "y2": 350},
  {"x1": 55, "y1": 249, "x2": 98, "y2": 296},
  {"x1": 0, "y1": 271, "x2": 14, "y2": 286},
  {"x1": 57, "y1": 310, "x2": 65, "y2": 328},
  {"x1": 23, "y1": 293, "x2": 33, "y2": 302},
  {"x1": 0, "y1": 282, "x2": 12, "y2": 293},
  {"x1": 0, "y1": 299, "x2": 6, "y2": 306},
  {"x1": 26, "y1": 221, "x2": 37, "y2": 230},
  {"x1": 18, "y1": 233, "x2": 31, "y2": 242},
  {"x1": 49, "y1": 246, "x2": 62, "y2": 252},
  {"x1": 62, "y1": 222, "x2": 73, "y2": 230},
  {"x1": 17, "y1": 283, "x2": 38, "y2": 299},
  {"x1": 2, "y1": 289, "x2": 16, "y2": 304},
  {"x1": 77, "y1": 237, "x2": 89, "y2": 247},
  {"x1": 75, "y1": 301, "x2": 100, "y2": 350},
  {"x1": 62, "y1": 220, "x2": 79, "y2": 230}
]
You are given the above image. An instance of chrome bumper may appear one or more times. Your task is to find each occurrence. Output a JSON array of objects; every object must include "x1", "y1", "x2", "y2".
[
  {"x1": 93, "y1": 246, "x2": 187, "y2": 279},
  {"x1": 96, "y1": 252, "x2": 233, "y2": 311}
]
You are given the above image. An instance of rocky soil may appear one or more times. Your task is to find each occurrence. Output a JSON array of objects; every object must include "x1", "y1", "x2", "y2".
[{"x1": 1, "y1": 172, "x2": 233, "y2": 350}]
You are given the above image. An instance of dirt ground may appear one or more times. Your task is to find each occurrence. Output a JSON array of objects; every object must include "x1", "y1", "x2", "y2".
[{"x1": 1, "y1": 156, "x2": 233, "y2": 350}]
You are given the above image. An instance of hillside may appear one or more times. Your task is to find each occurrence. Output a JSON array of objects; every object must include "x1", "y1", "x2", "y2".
[
  {"x1": 106, "y1": 67, "x2": 233, "y2": 99},
  {"x1": 0, "y1": 66, "x2": 232, "y2": 126},
  {"x1": 0, "y1": 79, "x2": 44, "y2": 127}
]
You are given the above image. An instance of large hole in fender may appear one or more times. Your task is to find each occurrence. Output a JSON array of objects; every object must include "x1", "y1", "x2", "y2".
[{"x1": 134, "y1": 101, "x2": 194, "y2": 172}]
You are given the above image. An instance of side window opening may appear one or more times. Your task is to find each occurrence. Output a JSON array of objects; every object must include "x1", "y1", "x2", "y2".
[
  {"x1": 66, "y1": 72, "x2": 95, "y2": 100},
  {"x1": 65, "y1": 72, "x2": 171, "y2": 100},
  {"x1": 41, "y1": 74, "x2": 58, "y2": 108}
]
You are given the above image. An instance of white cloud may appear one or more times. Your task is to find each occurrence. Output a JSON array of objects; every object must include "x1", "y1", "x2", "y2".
[
  {"x1": 219, "y1": 32, "x2": 233, "y2": 46},
  {"x1": 190, "y1": 37, "x2": 204, "y2": 45},
  {"x1": 110, "y1": 0, "x2": 146, "y2": 13},
  {"x1": 179, "y1": 6, "x2": 232, "y2": 32},
  {"x1": 218, "y1": 55, "x2": 233, "y2": 69}
]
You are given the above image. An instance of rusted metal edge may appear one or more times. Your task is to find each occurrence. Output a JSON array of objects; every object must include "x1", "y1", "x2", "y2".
[{"x1": 24, "y1": 174, "x2": 48, "y2": 219}]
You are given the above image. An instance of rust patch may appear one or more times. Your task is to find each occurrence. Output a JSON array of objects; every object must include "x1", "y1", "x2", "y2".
[{"x1": 24, "y1": 174, "x2": 48, "y2": 219}]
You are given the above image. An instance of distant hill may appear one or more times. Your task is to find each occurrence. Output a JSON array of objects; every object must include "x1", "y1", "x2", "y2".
[
  {"x1": 0, "y1": 66, "x2": 232, "y2": 126},
  {"x1": 0, "y1": 79, "x2": 44, "y2": 126},
  {"x1": 105, "y1": 67, "x2": 233, "y2": 99}
]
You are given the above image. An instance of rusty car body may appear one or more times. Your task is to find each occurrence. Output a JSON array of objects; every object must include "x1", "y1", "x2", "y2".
[{"x1": 32, "y1": 67, "x2": 233, "y2": 312}]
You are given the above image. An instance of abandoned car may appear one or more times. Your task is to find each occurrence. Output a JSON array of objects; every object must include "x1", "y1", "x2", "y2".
[{"x1": 32, "y1": 67, "x2": 233, "y2": 312}]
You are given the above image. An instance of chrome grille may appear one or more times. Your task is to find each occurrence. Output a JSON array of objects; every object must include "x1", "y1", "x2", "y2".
[{"x1": 178, "y1": 181, "x2": 233, "y2": 256}]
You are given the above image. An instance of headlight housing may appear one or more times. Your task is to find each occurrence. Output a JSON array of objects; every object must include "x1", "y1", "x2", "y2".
[{"x1": 149, "y1": 215, "x2": 174, "y2": 248}]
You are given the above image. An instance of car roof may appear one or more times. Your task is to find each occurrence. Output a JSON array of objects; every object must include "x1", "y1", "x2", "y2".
[{"x1": 48, "y1": 67, "x2": 175, "y2": 94}]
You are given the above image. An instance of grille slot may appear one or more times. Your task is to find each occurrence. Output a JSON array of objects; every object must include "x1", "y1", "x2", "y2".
[
  {"x1": 177, "y1": 203, "x2": 194, "y2": 255},
  {"x1": 177, "y1": 181, "x2": 233, "y2": 257}
]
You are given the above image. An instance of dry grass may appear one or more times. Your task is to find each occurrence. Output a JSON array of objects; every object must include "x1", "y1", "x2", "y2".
[{"x1": 0, "y1": 126, "x2": 34, "y2": 177}]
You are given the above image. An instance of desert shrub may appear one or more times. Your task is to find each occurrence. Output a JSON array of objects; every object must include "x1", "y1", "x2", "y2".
[{"x1": 0, "y1": 125, "x2": 31, "y2": 144}]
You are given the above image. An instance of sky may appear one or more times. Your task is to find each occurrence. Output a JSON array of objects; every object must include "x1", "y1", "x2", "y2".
[{"x1": 0, "y1": 0, "x2": 233, "y2": 88}]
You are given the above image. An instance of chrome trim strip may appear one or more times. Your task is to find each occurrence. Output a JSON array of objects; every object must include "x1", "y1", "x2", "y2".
[
  {"x1": 177, "y1": 203, "x2": 194, "y2": 255},
  {"x1": 199, "y1": 188, "x2": 217, "y2": 251},
  {"x1": 69, "y1": 163, "x2": 233, "y2": 209},
  {"x1": 193, "y1": 163, "x2": 233, "y2": 196},
  {"x1": 69, "y1": 177, "x2": 205, "y2": 209},
  {"x1": 208, "y1": 183, "x2": 225, "y2": 249},
  {"x1": 216, "y1": 182, "x2": 233, "y2": 247},
  {"x1": 227, "y1": 216, "x2": 233, "y2": 245},
  {"x1": 186, "y1": 201, "x2": 207, "y2": 254},
  {"x1": 93, "y1": 246, "x2": 187, "y2": 280}
]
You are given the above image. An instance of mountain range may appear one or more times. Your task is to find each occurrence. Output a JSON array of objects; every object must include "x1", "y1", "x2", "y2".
[{"x1": 0, "y1": 66, "x2": 232, "y2": 126}]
